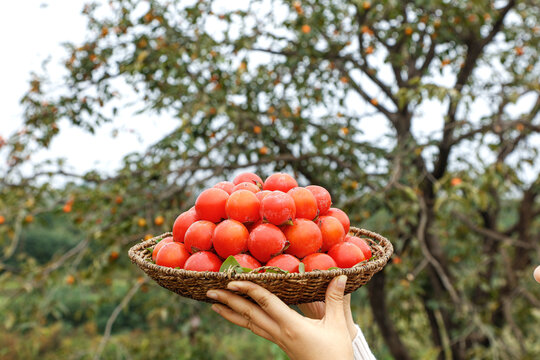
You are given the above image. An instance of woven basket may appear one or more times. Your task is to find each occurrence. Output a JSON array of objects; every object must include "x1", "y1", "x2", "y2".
[{"x1": 128, "y1": 227, "x2": 393, "y2": 305}]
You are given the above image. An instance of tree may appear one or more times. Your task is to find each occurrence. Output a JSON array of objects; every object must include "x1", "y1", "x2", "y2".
[{"x1": 1, "y1": 0, "x2": 539, "y2": 359}]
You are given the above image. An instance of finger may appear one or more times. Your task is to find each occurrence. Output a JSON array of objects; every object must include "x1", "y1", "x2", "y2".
[
  {"x1": 211, "y1": 303, "x2": 275, "y2": 342},
  {"x1": 207, "y1": 289, "x2": 280, "y2": 337},
  {"x1": 343, "y1": 294, "x2": 358, "y2": 339},
  {"x1": 324, "y1": 275, "x2": 347, "y2": 323},
  {"x1": 226, "y1": 281, "x2": 302, "y2": 325}
]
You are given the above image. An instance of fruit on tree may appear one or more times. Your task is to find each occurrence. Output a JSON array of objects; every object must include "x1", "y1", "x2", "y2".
[
  {"x1": 248, "y1": 223, "x2": 288, "y2": 263},
  {"x1": 263, "y1": 173, "x2": 298, "y2": 192},
  {"x1": 184, "y1": 251, "x2": 223, "y2": 272},
  {"x1": 303, "y1": 253, "x2": 337, "y2": 271},
  {"x1": 152, "y1": 236, "x2": 174, "y2": 262},
  {"x1": 172, "y1": 208, "x2": 199, "y2": 242},
  {"x1": 266, "y1": 254, "x2": 300, "y2": 273},
  {"x1": 283, "y1": 218, "x2": 322, "y2": 258},
  {"x1": 260, "y1": 191, "x2": 296, "y2": 225},
  {"x1": 212, "y1": 219, "x2": 249, "y2": 258},
  {"x1": 184, "y1": 220, "x2": 216, "y2": 253},
  {"x1": 226, "y1": 190, "x2": 261, "y2": 223},
  {"x1": 328, "y1": 242, "x2": 365, "y2": 268},
  {"x1": 345, "y1": 235, "x2": 372, "y2": 260},
  {"x1": 287, "y1": 187, "x2": 318, "y2": 220},
  {"x1": 156, "y1": 242, "x2": 190, "y2": 268},
  {"x1": 306, "y1": 185, "x2": 332, "y2": 215},
  {"x1": 233, "y1": 254, "x2": 262, "y2": 270},
  {"x1": 195, "y1": 188, "x2": 229, "y2": 222},
  {"x1": 317, "y1": 215, "x2": 345, "y2": 252},
  {"x1": 325, "y1": 208, "x2": 350, "y2": 234}
]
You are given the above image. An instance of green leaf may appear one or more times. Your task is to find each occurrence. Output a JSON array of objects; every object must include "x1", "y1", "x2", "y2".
[
  {"x1": 299, "y1": 262, "x2": 305, "y2": 274},
  {"x1": 328, "y1": 267, "x2": 340, "y2": 270},
  {"x1": 219, "y1": 255, "x2": 241, "y2": 272}
]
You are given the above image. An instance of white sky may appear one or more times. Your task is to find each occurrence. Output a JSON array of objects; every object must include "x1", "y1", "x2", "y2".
[{"x1": 0, "y1": 0, "x2": 178, "y2": 176}]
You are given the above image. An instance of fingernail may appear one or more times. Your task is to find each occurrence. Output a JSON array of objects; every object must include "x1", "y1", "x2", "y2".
[
  {"x1": 227, "y1": 282, "x2": 239, "y2": 291},
  {"x1": 207, "y1": 290, "x2": 218, "y2": 299},
  {"x1": 337, "y1": 275, "x2": 347, "y2": 289},
  {"x1": 211, "y1": 304, "x2": 221, "y2": 314}
]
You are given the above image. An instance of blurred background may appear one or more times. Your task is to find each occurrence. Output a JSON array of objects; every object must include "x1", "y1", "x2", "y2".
[{"x1": 1, "y1": 0, "x2": 539, "y2": 359}]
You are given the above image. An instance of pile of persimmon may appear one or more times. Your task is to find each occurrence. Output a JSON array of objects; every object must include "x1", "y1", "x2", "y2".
[{"x1": 151, "y1": 172, "x2": 372, "y2": 273}]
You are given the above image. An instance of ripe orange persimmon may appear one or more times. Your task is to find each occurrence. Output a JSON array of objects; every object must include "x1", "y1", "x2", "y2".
[
  {"x1": 248, "y1": 223, "x2": 287, "y2": 263},
  {"x1": 306, "y1": 185, "x2": 332, "y2": 215},
  {"x1": 260, "y1": 191, "x2": 296, "y2": 225},
  {"x1": 283, "y1": 218, "x2": 322, "y2": 258},
  {"x1": 184, "y1": 220, "x2": 216, "y2": 254},
  {"x1": 233, "y1": 172, "x2": 263, "y2": 188},
  {"x1": 214, "y1": 181, "x2": 235, "y2": 194},
  {"x1": 152, "y1": 236, "x2": 174, "y2": 262},
  {"x1": 172, "y1": 208, "x2": 199, "y2": 242},
  {"x1": 226, "y1": 190, "x2": 261, "y2": 223},
  {"x1": 303, "y1": 253, "x2": 337, "y2": 271},
  {"x1": 195, "y1": 188, "x2": 229, "y2": 222},
  {"x1": 328, "y1": 242, "x2": 365, "y2": 268},
  {"x1": 317, "y1": 215, "x2": 345, "y2": 252},
  {"x1": 213, "y1": 220, "x2": 249, "y2": 258},
  {"x1": 156, "y1": 242, "x2": 190, "y2": 268},
  {"x1": 266, "y1": 254, "x2": 300, "y2": 273},
  {"x1": 184, "y1": 251, "x2": 222, "y2": 272},
  {"x1": 287, "y1": 187, "x2": 318, "y2": 220}
]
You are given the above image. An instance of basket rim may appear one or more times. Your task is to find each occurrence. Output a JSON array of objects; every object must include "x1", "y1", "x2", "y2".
[{"x1": 128, "y1": 227, "x2": 394, "y2": 280}]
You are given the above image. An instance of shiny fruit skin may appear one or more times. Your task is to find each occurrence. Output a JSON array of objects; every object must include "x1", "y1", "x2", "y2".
[
  {"x1": 233, "y1": 254, "x2": 262, "y2": 270},
  {"x1": 233, "y1": 172, "x2": 264, "y2": 188},
  {"x1": 255, "y1": 190, "x2": 272, "y2": 202},
  {"x1": 263, "y1": 173, "x2": 298, "y2": 192},
  {"x1": 212, "y1": 219, "x2": 249, "y2": 258},
  {"x1": 184, "y1": 220, "x2": 216, "y2": 254},
  {"x1": 328, "y1": 242, "x2": 365, "y2": 268},
  {"x1": 152, "y1": 236, "x2": 174, "y2": 262},
  {"x1": 326, "y1": 207, "x2": 350, "y2": 234},
  {"x1": 156, "y1": 242, "x2": 190, "y2": 268},
  {"x1": 248, "y1": 223, "x2": 287, "y2": 263},
  {"x1": 184, "y1": 251, "x2": 222, "y2": 272},
  {"x1": 266, "y1": 254, "x2": 300, "y2": 273},
  {"x1": 306, "y1": 185, "x2": 332, "y2": 215},
  {"x1": 232, "y1": 182, "x2": 261, "y2": 193},
  {"x1": 172, "y1": 209, "x2": 199, "y2": 242},
  {"x1": 317, "y1": 215, "x2": 345, "y2": 252},
  {"x1": 303, "y1": 253, "x2": 337, "y2": 271},
  {"x1": 287, "y1": 187, "x2": 318, "y2": 220},
  {"x1": 260, "y1": 191, "x2": 296, "y2": 226},
  {"x1": 345, "y1": 235, "x2": 372, "y2": 260},
  {"x1": 195, "y1": 188, "x2": 229, "y2": 222},
  {"x1": 283, "y1": 218, "x2": 322, "y2": 258},
  {"x1": 226, "y1": 190, "x2": 261, "y2": 223},
  {"x1": 213, "y1": 181, "x2": 235, "y2": 194}
]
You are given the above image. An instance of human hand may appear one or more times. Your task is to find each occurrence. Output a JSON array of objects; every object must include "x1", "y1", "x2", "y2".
[
  {"x1": 207, "y1": 275, "x2": 353, "y2": 360},
  {"x1": 298, "y1": 294, "x2": 358, "y2": 340}
]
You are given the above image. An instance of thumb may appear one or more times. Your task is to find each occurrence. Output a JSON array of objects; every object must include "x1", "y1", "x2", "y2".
[{"x1": 324, "y1": 275, "x2": 347, "y2": 323}]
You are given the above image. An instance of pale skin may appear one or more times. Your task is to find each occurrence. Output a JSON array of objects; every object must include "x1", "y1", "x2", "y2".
[{"x1": 207, "y1": 275, "x2": 355, "y2": 360}]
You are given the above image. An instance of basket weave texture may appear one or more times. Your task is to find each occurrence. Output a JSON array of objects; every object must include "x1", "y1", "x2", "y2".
[{"x1": 128, "y1": 227, "x2": 393, "y2": 305}]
